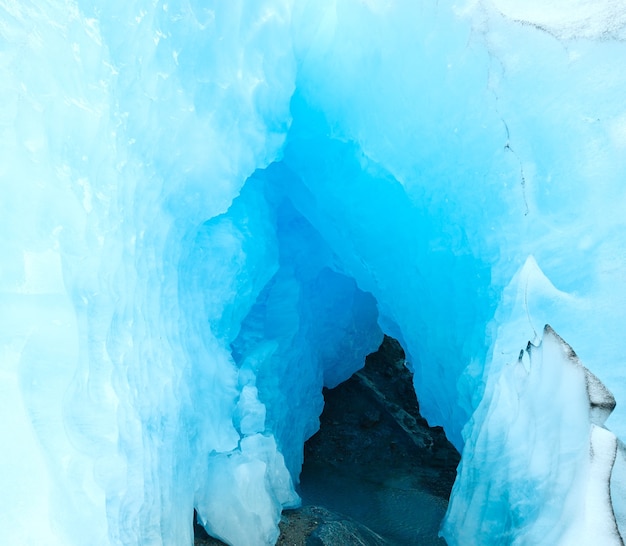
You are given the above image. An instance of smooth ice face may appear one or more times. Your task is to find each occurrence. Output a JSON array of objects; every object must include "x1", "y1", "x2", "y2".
[{"x1": 2, "y1": 0, "x2": 626, "y2": 545}]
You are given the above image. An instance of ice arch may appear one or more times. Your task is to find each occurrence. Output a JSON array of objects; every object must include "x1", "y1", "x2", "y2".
[{"x1": 3, "y1": 0, "x2": 626, "y2": 545}]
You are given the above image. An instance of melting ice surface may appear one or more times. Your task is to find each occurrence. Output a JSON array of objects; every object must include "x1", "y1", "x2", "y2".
[{"x1": 2, "y1": 0, "x2": 626, "y2": 544}]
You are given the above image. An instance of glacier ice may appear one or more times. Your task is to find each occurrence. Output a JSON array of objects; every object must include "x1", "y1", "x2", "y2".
[
  {"x1": 443, "y1": 325, "x2": 624, "y2": 545},
  {"x1": 2, "y1": 0, "x2": 626, "y2": 545}
]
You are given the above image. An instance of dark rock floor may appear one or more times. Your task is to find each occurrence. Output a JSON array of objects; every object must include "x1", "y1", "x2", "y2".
[{"x1": 195, "y1": 337, "x2": 460, "y2": 545}]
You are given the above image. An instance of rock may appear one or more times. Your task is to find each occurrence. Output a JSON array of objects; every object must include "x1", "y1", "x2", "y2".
[
  {"x1": 360, "y1": 409, "x2": 381, "y2": 428},
  {"x1": 281, "y1": 506, "x2": 390, "y2": 546}
]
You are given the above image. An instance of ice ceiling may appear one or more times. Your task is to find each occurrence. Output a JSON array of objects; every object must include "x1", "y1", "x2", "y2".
[{"x1": 2, "y1": 0, "x2": 626, "y2": 545}]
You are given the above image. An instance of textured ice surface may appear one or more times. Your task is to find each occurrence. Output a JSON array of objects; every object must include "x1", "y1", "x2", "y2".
[
  {"x1": 443, "y1": 325, "x2": 623, "y2": 545},
  {"x1": 2, "y1": 0, "x2": 626, "y2": 545}
]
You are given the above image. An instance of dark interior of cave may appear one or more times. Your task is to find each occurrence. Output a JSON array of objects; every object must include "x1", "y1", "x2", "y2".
[{"x1": 195, "y1": 337, "x2": 460, "y2": 545}]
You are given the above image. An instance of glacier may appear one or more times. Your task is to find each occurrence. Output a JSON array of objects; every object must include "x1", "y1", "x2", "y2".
[{"x1": 2, "y1": 0, "x2": 626, "y2": 545}]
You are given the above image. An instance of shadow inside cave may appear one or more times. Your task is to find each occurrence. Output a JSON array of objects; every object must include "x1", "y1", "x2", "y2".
[
  {"x1": 194, "y1": 336, "x2": 460, "y2": 545},
  {"x1": 296, "y1": 336, "x2": 460, "y2": 545}
]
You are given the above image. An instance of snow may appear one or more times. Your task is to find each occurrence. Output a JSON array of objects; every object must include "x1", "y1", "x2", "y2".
[{"x1": 2, "y1": 0, "x2": 626, "y2": 544}]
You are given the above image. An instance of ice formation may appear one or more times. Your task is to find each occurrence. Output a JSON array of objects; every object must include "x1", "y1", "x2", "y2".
[
  {"x1": 2, "y1": 0, "x2": 626, "y2": 545},
  {"x1": 444, "y1": 325, "x2": 625, "y2": 545}
]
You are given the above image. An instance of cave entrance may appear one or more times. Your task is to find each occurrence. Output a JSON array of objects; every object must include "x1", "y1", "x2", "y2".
[
  {"x1": 192, "y1": 336, "x2": 460, "y2": 546},
  {"x1": 295, "y1": 336, "x2": 460, "y2": 545}
]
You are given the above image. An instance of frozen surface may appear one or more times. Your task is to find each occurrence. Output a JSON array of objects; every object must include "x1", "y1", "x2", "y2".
[
  {"x1": 443, "y1": 325, "x2": 623, "y2": 545},
  {"x1": 2, "y1": 0, "x2": 626, "y2": 545}
]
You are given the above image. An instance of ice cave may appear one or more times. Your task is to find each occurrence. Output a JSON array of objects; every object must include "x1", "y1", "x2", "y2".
[{"x1": 2, "y1": 0, "x2": 626, "y2": 545}]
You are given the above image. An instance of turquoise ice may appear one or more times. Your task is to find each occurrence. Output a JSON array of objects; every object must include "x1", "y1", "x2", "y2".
[{"x1": 2, "y1": 1, "x2": 626, "y2": 544}]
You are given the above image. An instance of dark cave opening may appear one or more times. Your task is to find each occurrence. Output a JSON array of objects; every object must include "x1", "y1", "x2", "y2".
[
  {"x1": 194, "y1": 337, "x2": 460, "y2": 545},
  {"x1": 294, "y1": 336, "x2": 460, "y2": 545}
]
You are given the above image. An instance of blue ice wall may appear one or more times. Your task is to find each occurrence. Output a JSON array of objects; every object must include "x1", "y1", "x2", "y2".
[{"x1": 2, "y1": 0, "x2": 626, "y2": 545}]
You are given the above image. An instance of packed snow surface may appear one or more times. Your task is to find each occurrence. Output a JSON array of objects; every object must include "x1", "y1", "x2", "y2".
[{"x1": 2, "y1": 0, "x2": 626, "y2": 544}]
